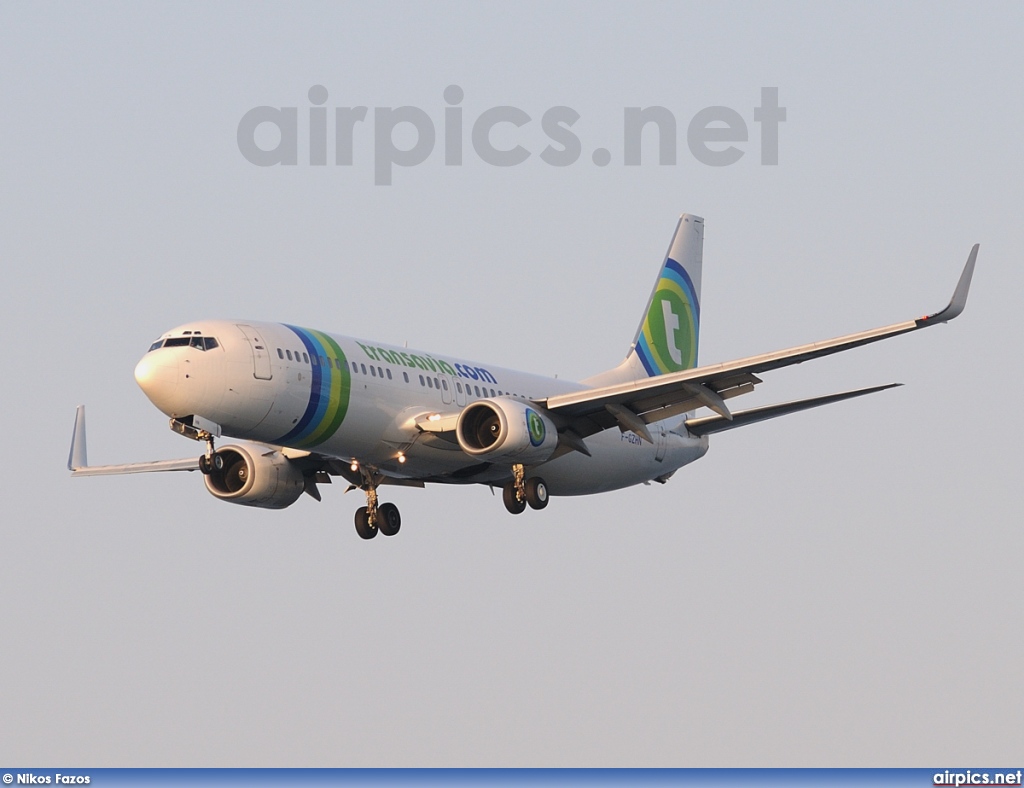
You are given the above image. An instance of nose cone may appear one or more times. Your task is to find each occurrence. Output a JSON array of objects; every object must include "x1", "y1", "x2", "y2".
[{"x1": 135, "y1": 352, "x2": 184, "y2": 415}]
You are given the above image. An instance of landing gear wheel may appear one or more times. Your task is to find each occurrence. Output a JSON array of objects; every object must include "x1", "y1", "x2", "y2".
[
  {"x1": 354, "y1": 506, "x2": 377, "y2": 540},
  {"x1": 503, "y1": 482, "x2": 527, "y2": 515},
  {"x1": 198, "y1": 455, "x2": 212, "y2": 475},
  {"x1": 377, "y1": 502, "x2": 401, "y2": 536},
  {"x1": 525, "y1": 477, "x2": 549, "y2": 510},
  {"x1": 213, "y1": 452, "x2": 225, "y2": 471}
]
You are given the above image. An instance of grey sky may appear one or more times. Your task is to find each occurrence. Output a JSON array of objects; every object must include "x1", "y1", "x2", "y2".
[{"x1": 1, "y1": 0, "x2": 1021, "y2": 767}]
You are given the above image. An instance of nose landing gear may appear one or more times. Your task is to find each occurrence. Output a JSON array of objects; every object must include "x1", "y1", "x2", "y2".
[
  {"x1": 197, "y1": 433, "x2": 219, "y2": 475},
  {"x1": 170, "y1": 416, "x2": 219, "y2": 475}
]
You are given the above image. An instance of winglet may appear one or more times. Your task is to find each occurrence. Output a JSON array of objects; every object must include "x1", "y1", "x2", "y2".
[
  {"x1": 918, "y1": 244, "x2": 979, "y2": 325},
  {"x1": 68, "y1": 405, "x2": 88, "y2": 471}
]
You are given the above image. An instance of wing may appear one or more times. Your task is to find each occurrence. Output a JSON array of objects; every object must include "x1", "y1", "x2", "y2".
[
  {"x1": 68, "y1": 405, "x2": 424, "y2": 502},
  {"x1": 542, "y1": 244, "x2": 978, "y2": 441},
  {"x1": 68, "y1": 405, "x2": 200, "y2": 476},
  {"x1": 683, "y1": 383, "x2": 902, "y2": 436}
]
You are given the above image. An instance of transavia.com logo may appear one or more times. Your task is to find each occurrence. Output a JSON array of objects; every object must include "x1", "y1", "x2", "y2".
[{"x1": 237, "y1": 85, "x2": 786, "y2": 185}]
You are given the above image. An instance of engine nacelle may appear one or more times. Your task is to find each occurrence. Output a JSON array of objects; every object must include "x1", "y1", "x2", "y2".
[
  {"x1": 203, "y1": 444, "x2": 305, "y2": 509},
  {"x1": 456, "y1": 397, "x2": 559, "y2": 463}
]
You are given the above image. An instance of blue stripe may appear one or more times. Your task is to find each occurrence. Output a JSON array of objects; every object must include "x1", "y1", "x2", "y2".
[
  {"x1": 634, "y1": 334, "x2": 659, "y2": 376},
  {"x1": 274, "y1": 325, "x2": 328, "y2": 444},
  {"x1": 664, "y1": 258, "x2": 701, "y2": 322},
  {"x1": 0, "y1": 768, "x2": 953, "y2": 785}
]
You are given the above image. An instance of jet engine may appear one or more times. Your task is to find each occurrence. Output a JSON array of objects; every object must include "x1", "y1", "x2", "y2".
[
  {"x1": 203, "y1": 444, "x2": 305, "y2": 509},
  {"x1": 456, "y1": 398, "x2": 558, "y2": 463}
]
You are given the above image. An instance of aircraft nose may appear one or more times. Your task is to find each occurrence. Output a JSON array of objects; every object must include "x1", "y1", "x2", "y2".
[{"x1": 134, "y1": 352, "x2": 183, "y2": 415}]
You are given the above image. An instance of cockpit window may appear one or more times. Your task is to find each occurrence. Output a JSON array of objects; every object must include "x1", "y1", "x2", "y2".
[
  {"x1": 149, "y1": 336, "x2": 219, "y2": 352},
  {"x1": 189, "y1": 336, "x2": 219, "y2": 350},
  {"x1": 190, "y1": 336, "x2": 218, "y2": 350}
]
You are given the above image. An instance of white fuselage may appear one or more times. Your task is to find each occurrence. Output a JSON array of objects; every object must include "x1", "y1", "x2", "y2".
[{"x1": 133, "y1": 320, "x2": 709, "y2": 495}]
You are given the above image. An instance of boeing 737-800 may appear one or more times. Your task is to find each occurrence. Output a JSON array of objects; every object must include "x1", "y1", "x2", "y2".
[{"x1": 69, "y1": 215, "x2": 978, "y2": 539}]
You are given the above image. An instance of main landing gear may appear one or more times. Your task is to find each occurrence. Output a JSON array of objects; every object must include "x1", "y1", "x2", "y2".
[
  {"x1": 352, "y1": 467, "x2": 402, "y2": 540},
  {"x1": 502, "y1": 463, "x2": 549, "y2": 515}
]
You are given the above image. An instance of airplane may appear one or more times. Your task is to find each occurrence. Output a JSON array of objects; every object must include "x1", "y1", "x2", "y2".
[{"x1": 68, "y1": 215, "x2": 978, "y2": 539}]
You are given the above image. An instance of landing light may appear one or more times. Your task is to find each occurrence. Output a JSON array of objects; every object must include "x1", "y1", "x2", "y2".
[
  {"x1": 350, "y1": 460, "x2": 359, "y2": 472},
  {"x1": 397, "y1": 453, "x2": 406, "y2": 464},
  {"x1": 427, "y1": 413, "x2": 441, "y2": 422}
]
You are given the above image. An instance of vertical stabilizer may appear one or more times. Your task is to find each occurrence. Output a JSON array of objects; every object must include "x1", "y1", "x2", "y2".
[{"x1": 583, "y1": 214, "x2": 704, "y2": 387}]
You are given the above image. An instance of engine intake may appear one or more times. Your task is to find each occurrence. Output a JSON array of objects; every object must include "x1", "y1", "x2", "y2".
[
  {"x1": 456, "y1": 398, "x2": 558, "y2": 463},
  {"x1": 203, "y1": 444, "x2": 305, "y2": 509}
]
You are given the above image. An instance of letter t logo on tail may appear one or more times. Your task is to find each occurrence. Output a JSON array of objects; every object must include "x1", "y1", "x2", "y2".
[
  {"x1": 661, "y1": 299, "x2": 683, "y2": 365},
  {"x1": 627, "y1": 214, "x2": 704, "y2": 377}
]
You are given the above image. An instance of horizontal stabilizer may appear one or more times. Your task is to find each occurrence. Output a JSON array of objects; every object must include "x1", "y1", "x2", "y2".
[{"x1": 683, "y1": 383, "x2": 901, "y2": 437}]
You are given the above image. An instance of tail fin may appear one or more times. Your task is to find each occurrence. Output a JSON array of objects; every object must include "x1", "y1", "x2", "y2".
[{"x1": 583, "y1": 214, "x2": 704, "y2": 386}]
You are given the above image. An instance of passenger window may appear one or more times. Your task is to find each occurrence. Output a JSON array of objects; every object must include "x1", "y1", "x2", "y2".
[
  {"x1": 277, "y1": 348, "x2": 284, "y2": 359},
  {"x1": 386, "y1": 369, "x2": 392, "y2": 380},
  {"x1": 336, "y1": 359, "x2": 342, "y2": 370},
  {"x1": 427, "y1": 377, "x2": 433, "y2": 388},
  {"x1": 403, "y1": 372, "x2": 409, "y2": 383},
  {"x1": 310, "y1": 354, "x2": 317, "y2": 366},
  {"x1": 377, "y1": 367, "x2": 383, "y2": 377},
  {"x1": 286, "y1": 349, "x2": 293, "y2": 361},
  {"x1": 303, "y1": 352, "x2": 309, "y2": 364},
  {"x1": 360, "y1": 364, "x2": 367, "y2": 374},
  {"x1": 419, "y1": 375, "x2": 425, "y2": 386},
  {"x1": 456, "y1": 382, "x2": 463, "y2": 393},
  {"x1": 442, "y1": 379, "x2": 448, "y2": 391},
  {"x1": 370, "y1": 366, "x2": 377, "y2": 377},
  {"x1": 474, "y1": 386, "x2": 480, "y2": 396}
]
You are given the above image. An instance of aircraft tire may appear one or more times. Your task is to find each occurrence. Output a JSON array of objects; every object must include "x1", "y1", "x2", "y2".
[
  {"x1": 354, "y1": 506, "x2": 377, "y2": 539},
  {"x1": 525, "y1": 477, "x2": 549, "y2": 510},
  {"x1": 503, "y1": 482, "x2": 527, "y2": 515},
  {"x1": 198, "y1": 455, "x2": 212, "y2": 475},
  {"x1": 377, "y1": 502, "x2": 401, "y2": 536}
]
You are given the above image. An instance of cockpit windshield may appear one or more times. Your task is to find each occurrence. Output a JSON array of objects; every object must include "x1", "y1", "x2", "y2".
[{"x1": 148, "y1": 336, "x2": 219, "y2": 352}]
